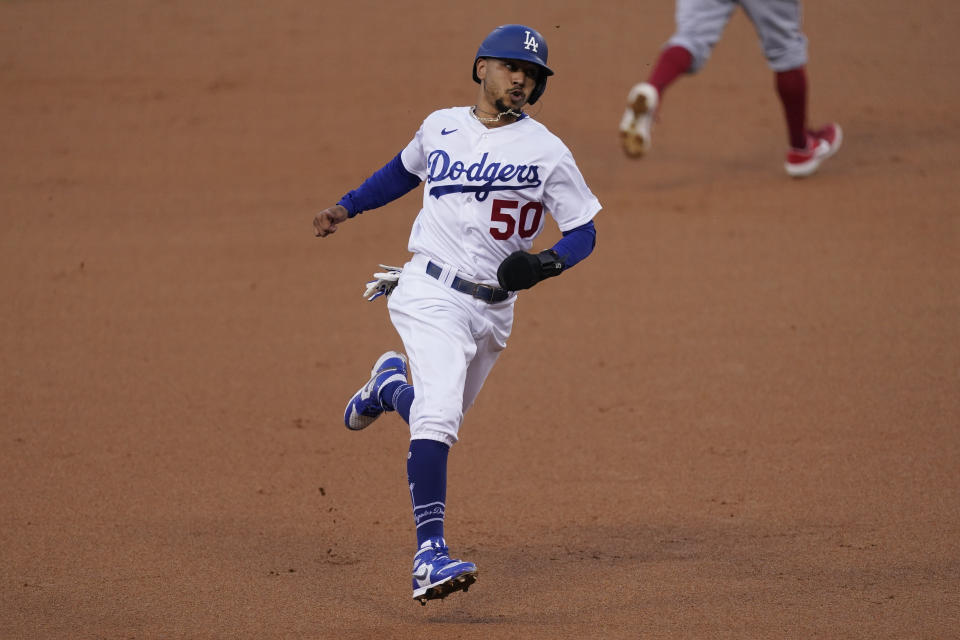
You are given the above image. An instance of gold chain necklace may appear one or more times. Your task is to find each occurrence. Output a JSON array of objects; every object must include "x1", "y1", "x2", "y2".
[{"x1": 471, "y1": 106, "x2": 522, "y2": 123}]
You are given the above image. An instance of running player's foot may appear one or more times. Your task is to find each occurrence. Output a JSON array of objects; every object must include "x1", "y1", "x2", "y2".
[
  {"x1": 343, "y1": 350, "x2": 407, "y2": 430},
  {"x1": 411, "y1": 537, "x2": 478, "y2": 605},
  {"x1": 784, "y1": 123, "x2": 843, "y2": 178},
  {"x1": 619, "y1": 82, "x2": 659, "y2": 158}
]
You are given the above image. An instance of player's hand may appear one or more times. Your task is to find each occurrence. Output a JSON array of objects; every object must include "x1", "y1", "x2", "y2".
[
  {"x1": 497, "y1": 249, "x2": 564, "y2": 290},
  {"x1": 313, "y1": 205, "x2": 349, "y2": 237}
]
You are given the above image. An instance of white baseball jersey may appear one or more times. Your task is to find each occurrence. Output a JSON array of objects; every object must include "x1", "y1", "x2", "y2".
[{"x1": 399, "y1": 107, "x2": 601, "y2": 284}]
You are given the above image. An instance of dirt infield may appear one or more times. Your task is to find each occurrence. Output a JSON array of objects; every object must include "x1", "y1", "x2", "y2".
[{"x1": 2, "y1": 1, "x2": 958, "y2": 638}]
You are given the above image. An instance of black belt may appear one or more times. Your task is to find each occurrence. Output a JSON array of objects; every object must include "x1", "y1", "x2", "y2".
[{"x1": 426, "y1": 261, "x2": 510, "y2": 304}]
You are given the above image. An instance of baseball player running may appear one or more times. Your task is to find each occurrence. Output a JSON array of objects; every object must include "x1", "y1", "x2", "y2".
[
  {"x1": 313, "y1": 24, "x2": 601, "y2": 604},
  {"x1": 619, "y1": 0, "x2": 842, "y2": 177}
]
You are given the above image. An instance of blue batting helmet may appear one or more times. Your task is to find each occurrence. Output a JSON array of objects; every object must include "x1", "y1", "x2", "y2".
[{"x1": 472, "y1": 24, "x2": 553, "y2": 105}]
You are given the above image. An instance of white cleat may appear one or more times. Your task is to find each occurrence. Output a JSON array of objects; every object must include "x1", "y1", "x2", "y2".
[{"x1": 620, "y1": 82, "x2": 659, "y2": 158}]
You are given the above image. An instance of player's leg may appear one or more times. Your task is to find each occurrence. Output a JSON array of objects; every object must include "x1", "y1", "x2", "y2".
[
  {"x1": 401, "y1": 296, "x2": 515, "y2": 605},
  {"x1": 741, "y1": 0, "x2": 841, "y2": 176},
  {"x1": 741, "y1": 0, "x2": 810, "y2": 149},
  {"x1": 387, "y1": 263, "x2": 481, "y2": 603},
  {"x1": 621, "y1": 0, "x2": 735, "y2": 157}
]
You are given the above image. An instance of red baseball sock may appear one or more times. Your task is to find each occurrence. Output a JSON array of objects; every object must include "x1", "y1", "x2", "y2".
[
  {"x1": 776, "y1": 67, "x2": 809, "y2": 149},
  {"x1": 647, "y1": 45, "x2": 693, "y2": 97}
]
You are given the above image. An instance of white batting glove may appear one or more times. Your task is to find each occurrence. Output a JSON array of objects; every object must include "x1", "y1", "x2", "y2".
[{"x1": 362, "y1": 264, "x2": 404, "y2": 302}]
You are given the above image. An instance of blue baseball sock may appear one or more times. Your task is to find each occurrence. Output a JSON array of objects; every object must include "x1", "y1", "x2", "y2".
[
  {"x1": 407, "y1": 438, "x2": 449, "y2": 545},
  {"x1": 380, "y1": 381, "x2": 413, "y2": 424}
]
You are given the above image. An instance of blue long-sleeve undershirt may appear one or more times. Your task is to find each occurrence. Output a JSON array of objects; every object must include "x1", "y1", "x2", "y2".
[
  {"x1": 337, "y1": 151, "x2": 597, "y2": 268},
  {"x1": 337, "y1": 153, "x2": 421, "y2": 218},
  {"x1": 552, "y1": 220, "x2": 597, "y2": 270}
]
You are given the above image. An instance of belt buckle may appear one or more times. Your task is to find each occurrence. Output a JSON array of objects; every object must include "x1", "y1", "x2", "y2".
[{"x1": 473, "y1": 283, "x2": 495, "y2": 302}]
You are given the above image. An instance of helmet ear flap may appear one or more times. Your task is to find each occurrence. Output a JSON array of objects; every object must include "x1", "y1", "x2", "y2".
[{"x1": 529, "y1": 75, "x2": 547, "y2": 105}]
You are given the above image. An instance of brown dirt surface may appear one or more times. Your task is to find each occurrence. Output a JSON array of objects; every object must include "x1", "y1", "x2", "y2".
[{"x1": 2, "y1": 1, "x2": 958, "y2": 638}]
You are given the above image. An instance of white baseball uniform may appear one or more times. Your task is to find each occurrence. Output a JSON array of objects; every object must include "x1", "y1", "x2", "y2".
[{"x1": 387, "y1": 107, "x2": 601, "y2": 446}]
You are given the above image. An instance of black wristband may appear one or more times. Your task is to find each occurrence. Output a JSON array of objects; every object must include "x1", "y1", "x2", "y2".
[{"x1": 535, "y1": 249, "x2": 563, "y2": 279}]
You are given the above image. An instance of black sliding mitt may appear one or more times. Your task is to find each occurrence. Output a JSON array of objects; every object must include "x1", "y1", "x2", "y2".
[{"x1": 497, "y1": 249, "x2": 564, "y2": 291}]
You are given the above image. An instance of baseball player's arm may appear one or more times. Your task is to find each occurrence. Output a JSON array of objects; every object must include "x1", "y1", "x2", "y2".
[
  {"x1": 313, "y1": 152, "x2": 421, "y2": 238},
  {"x1": 497, "y1": 221, "x2": 597, "y2": 290}
]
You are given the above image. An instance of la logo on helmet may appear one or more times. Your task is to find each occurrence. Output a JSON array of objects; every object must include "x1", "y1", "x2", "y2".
[{"x1": 523, "y1": 31, "x2": 539, "y2": 52}]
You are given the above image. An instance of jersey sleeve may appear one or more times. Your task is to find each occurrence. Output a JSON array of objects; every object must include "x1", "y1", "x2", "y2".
[
  {"x1": 399, "y1": 120, "x2": 429, "y2": 180},
  {"x1": 541, "y1": 149, "x2": 602, "y2": 232}
]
